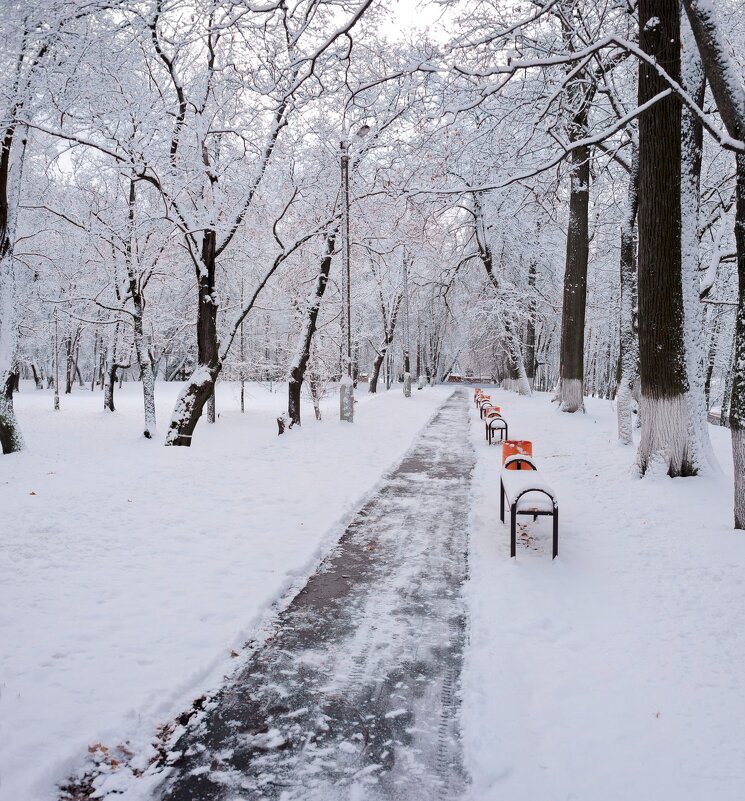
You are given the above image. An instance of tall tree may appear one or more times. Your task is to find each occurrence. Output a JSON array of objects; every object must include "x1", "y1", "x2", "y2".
[
  {"x1": 682, "y1": 0, "x2": 745, "y2": 526},
  {"x1": 636, "y1": 0, "x2": 696, "y2": 476},
  {"x1": 617, "y1": 146, "x2": 639, "y2": 445}
]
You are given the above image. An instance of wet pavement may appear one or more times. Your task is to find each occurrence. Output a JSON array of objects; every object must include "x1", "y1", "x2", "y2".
[{"x1": 155, "y1": 390, "x2": 475, "y2": 801}]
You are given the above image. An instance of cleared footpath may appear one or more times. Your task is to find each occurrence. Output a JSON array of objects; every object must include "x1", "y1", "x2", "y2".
[{"x1": 157, "y1": 389, "x2": 475, "y2": 801}]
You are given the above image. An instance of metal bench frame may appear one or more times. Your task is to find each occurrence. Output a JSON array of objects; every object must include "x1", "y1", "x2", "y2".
[
  {"x1": 500, "y1": 477, "x2": 559, "y2": 559},
  {"x1": 485, "y1": 415, "x2": 508, "y2": 445},
  {"x1": 479, "y1": 400, "x2": 494, "y2": 419}
]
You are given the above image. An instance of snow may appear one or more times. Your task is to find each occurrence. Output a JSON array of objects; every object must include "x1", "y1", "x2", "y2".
[
  {"x1": 464, "y1": 387, "x2": 745, "y2": 801},
  {"x1": 4, "y1": 382, "x2": 745, "y2": 801},
  {"x1": 0, "y1": 379, "x2": 451, "y2": 801}
]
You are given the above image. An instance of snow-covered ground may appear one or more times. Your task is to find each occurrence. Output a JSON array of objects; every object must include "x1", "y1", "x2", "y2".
[
  {"x1": 0, "y1": 380, "x2": 452, "y2": 801},
  {"x1": 3, "y1": 382, "x2": 744, "y2": 801},
  {"x1": 464, "y1": 387, "x2": 745, "y2": 801}
]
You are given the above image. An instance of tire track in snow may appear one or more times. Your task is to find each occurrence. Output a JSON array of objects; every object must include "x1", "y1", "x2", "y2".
[{"x1": 156, "y1": 390, "x2": 475, "y2": 801}]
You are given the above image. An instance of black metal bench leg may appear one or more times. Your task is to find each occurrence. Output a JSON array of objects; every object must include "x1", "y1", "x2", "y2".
[
  {"x1": 510, "y1": 503, "x2": 517, "y2": 558},
  {"x1": 553, "y1": 508, "x2": 559, "y2": 559},
  {"x1": 500, "y1": 479, "x2": 504, "y2": 523}
]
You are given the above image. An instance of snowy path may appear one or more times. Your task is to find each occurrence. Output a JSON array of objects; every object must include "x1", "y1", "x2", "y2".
[{"x1": 155, "y1": 390, "x2": 475, "y2": 801}]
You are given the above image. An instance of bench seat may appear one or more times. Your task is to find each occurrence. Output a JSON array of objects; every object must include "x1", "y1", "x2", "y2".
[
  {"x1": 486, "y1": 415, "x2": 508, "y2": 444},
  {"x1": 500, "y1": 469, "x2": 559, "y2": 558}
]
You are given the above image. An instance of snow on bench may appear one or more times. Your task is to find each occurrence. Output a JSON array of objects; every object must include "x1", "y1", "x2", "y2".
[
  {"x1": 478, "y1": 398, "x2": 495, "y2": 419},
  {"x1": 500, "y1": 465, "x2": 559, "y2": 559},
  {"x1": 485, "y1": 414, "x2": 508, "y2": 445}
]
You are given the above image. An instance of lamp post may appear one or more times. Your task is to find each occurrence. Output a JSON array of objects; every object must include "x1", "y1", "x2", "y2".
[{"x1": 339, "y1": 124, "x2": 369, "y2": 422}]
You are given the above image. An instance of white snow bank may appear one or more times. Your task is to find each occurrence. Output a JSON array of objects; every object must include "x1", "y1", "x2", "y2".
[
  {"x1": 0, "y1": 379, "x2": 451, "y2": 801},
  {"x1": 464, "y1": 388, "x2": 745, "y2": 801}
]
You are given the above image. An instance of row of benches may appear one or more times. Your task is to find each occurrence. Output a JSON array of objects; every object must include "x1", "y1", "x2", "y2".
[{"x1": 474, "y1": 389, "x2": 559, "y2": 559}]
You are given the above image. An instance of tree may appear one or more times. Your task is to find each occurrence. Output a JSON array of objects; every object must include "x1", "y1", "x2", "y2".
[
  {"x1": 287, "y1": 231, "x2": 335, "y2": 426},
  {"x1": 635, "y1": 0, "x2": 695, "y2": 476},
  {"x1": 682, "y1": 0, "x2": 745, "y2": 525}
]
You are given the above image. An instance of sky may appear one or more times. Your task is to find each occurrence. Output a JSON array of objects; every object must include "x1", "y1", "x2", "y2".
[{"x1": 383, "y1": 0, "x2": 450, "y2": 37}]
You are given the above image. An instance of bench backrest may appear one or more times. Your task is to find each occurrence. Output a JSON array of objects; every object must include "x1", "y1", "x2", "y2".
[
  {"x1": 502, "y1": 439, "x2": 533, "y2": 468},
  {"x1": 503, "y1": 454, "x2": 536, "y2": 470}
]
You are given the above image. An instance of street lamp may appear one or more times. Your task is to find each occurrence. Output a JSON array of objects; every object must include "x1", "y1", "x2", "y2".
[{"x1": 339, "y1": 124, "x2": 369, "y2": 423}]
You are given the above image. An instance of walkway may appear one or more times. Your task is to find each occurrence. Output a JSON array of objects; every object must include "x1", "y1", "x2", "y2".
[{"x1": 157, "y1": 390, "x2": 475, "y2": 801}]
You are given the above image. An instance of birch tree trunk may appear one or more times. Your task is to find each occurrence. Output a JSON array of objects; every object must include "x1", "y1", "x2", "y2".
[
  {"x1": 636, "y1": 0, "x2": 696, "y2": 477},
  {"x1": 287, "y1": 233, "x2": 335, "y2": 426}
]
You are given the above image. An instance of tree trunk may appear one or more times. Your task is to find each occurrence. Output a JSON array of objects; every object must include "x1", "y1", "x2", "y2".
[
  {"x1": 64, "y1": 331, "x2": 75, "y2": 394},
  {"x1": 558, "y1": 130, "x2": 590, "y2": 412},
  {"x1": 287, "y1": 233, "x2": 335, "y2": 426},
  {"x1": 31, "y1": 362, "x2": 42, "y2": 389},
  {"x1": 369, "y1": 352, "x2": 384, "y2": 394},
  {"x1": 731, "y1": 154, "x2": 745, "y2": 527},
  {"x1": 166, "y1": 229, "x2": 219, "y2": 446},
  {"x1": 682, "y1": 0, "x2": 745, "y2": 523},
  {"x1": 369, "y1": 291, "x2": 403, "y2": 394},
  {"x1": 125, "y1": 179, "x2": 156, "y2": 438},
  {"x1": 0, "y1": 367, "x2": 22, "y2": 454},
  {"x1": 617, "y1": 148, "x2": 639, "y2": 445},
  {"x1": 525, "y1": 259, "x2": 537, "y2": 389},
  {"x1": 0, "y1": 121, "x2": 28, "y2": 454},
  {"x1": 636, "y1": 0, "x2": 695, "y2": 477},
  {"x1": 104, "y1": 323, "x2": 121, "y2": 412},
  {"x1": 104, "y1": 361, "x2": 119, "y2": 412},
  {"x1": 680, "y1": 27, "x2": 718, "y2": 472}
]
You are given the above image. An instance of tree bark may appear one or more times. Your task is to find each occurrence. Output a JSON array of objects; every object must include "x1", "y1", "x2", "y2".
[
  {"x1": 0, "y1": 120, "x2": 27, "y2": 453},
  {"x1": 682, "y1": 0, "x2": 745, "y2": 524},
  {"x1": 558, "y1": 107, "x2": 591, "y2": 412},
  {"x1": 525, "y1": 259, "x2": 537, "y2": 389},
  {"x1": 617, "y1": 147, "x2": 639, "y2": 445},
  {"x1": 731, "y1": 155, "x2": 745, "y2": 527},
  {"x1": 287, "y1": 233, "x2": 335, "y2": 426},
  {"x1": 636, "y1": 0, "x2": 695, "y2": 476},
  {"x1": 166, "y1": 229, "x2": 219, "y2": 446},
  {"x1": 680, "y1": 25, "x2": 717, "y2": 471},
  {"x1": 125, "y1": 178, "x2": 156, "y2": 438},
  {"x1": 369, "y1": 291, "x2": 403, "y2": 394},
  {"x1": 31, "y1": 362, "x2": 42, "y2": 389}
]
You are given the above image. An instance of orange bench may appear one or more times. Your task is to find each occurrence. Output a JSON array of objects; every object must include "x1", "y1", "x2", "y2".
[
  {"x1": 499, "y1": 441, "x2": 559, "y2": 559},
  {"x1": 484, "y1": 408, "x2": 508, "y2": 444}
]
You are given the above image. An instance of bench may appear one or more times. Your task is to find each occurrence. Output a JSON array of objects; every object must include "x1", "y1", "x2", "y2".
[
  {"x1": 500, "y1": 463, "x2": 559, "y2": 559},
  {"x1": 485, "y1": 413, "x2": 508, "y2": 444},
  {"x1": 478, "y1": 398, "x2": 494, "y2": 419}
]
